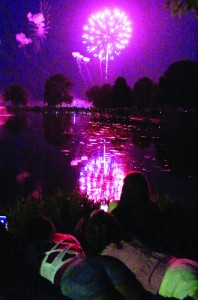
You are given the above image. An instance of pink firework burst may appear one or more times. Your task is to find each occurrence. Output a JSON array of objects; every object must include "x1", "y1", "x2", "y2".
[
  {"x1": 82, "y1": 8, "x2": 132, "y2": 80},
  {"x1": 82, "y1": 8, "x2": 132, "y2": 61}
]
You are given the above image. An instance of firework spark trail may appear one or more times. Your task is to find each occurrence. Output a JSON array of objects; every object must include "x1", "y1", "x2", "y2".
[
  {"x1": 82, "y1": 55, "x2": 93, "y2": 85},
  {"x1": 82, "y1": 8, "x2": 132, "y2": 81},
  {"x1": 99, "y1": 57, "x2": 103, "y2": 85},
  {"x1": 105, "y1": 46, "x2": 109, "y2": 82},
  {"x1": 77, "y1": 60, "x2": 88, "y2": 86},
  {"x1": 84, "y1": 63, "x2": 93, "y2": 86},
  {"x1": 72, "y1": 52, "x2": 87, "y2": 86},
  {"x1": 72, "y1": 52, "x2": 92, "y2": 87}
]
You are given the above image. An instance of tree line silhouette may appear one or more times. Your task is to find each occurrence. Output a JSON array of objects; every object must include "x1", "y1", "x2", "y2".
[{"x1": 2, "y1": 60, "x2": 198, "y2": 109}]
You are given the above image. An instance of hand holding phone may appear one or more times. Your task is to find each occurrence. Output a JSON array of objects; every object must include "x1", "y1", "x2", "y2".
[
  {"x1": 100, "y1": 204, "x2": 108, "y2": 212},
  {"x1": 0, "y1": 215, "x2": 8, "y2": 230}
]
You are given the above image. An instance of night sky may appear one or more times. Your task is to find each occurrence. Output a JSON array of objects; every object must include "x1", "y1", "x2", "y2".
[{"x1": 0, "y1": 0, "x2": 198, "y2": 101}]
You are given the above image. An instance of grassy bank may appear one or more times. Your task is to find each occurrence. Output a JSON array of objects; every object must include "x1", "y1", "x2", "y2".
[
  {"x1": 1, "y1": 191, "x2": 98, "y2": 235},
  {"x1": 1, "y1": 191, "x2": 197, "y2": 260}
]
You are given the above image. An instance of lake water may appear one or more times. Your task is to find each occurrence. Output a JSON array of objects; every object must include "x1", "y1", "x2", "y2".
[{"x1": 0, "y1": 109, "x2": 197, "y2": 204}]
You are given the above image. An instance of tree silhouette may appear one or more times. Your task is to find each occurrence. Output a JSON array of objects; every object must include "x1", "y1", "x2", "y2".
[
  {"x1": 165, "y1": 0, "x2": 198, "y2": 17},
  {"x1": 86, "y1": 77, "x2": 133, "y2": 108},
  {"x1": 132, "y1": 77, "x2": 157, "y2": 108},
  {"x1": 44, "y1": 73, "x2": 73, "y2": 107},
  {"x1": 86, "y1": 84, "x2": 113, "y2": 108},
  {"x1": 4, "y1": 85, "x2": 28, "y2": 107},
  {"x1": 157, "y1": 60, "x2": 198, "y2": 108},
  {"x1": 112, "y1": 77, "x2": 133, "y2": 108}
]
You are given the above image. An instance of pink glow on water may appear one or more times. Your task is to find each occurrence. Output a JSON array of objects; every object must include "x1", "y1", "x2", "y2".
[
  {"x1": 0, "y1": 115, "x2": 10, "y2": 126},
  {"x1": 67, "y1": 115, "x2": 173, "y2": 201},
  {"x1": 0, "y1": 106, "x2": 13, "y2": 126},
  {"x1": 79, "y1": 154, "x2": 125, "y2": 202},
  {"x1": 71, "y1": 130, "x2": 127, "y2": 201}
]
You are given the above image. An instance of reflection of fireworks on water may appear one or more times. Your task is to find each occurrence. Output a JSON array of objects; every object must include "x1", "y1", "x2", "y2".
[
  {"x1": 79, "y1": 152, "x2": 125, "y2": 202},
  {"x1": 82, "y1": 8, "x2": 132, "y2": 81},
  {"x1": 79, "y1": 156, "x2": 125, "y2": 202}
]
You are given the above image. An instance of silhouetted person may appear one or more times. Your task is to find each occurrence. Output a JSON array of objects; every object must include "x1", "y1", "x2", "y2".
[{"x1": 112, "y1": 171, "x2": 162, "y2": 250}]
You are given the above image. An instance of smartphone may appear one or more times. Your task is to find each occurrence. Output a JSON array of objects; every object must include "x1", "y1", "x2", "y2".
[
  {"x1": 100, "y1": 204, "x2": 108, "y2": 212},
  {"x1": 0, "y1": 215, "x2": 8, "y2": 230}
]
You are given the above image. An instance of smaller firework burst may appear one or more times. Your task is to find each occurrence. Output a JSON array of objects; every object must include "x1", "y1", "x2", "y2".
[
  {"x1": 72, "y1": 52, "x2": 92, "y2": 87},
  {"x1": 16, "y1": 33, "x2": 32, "y2": 48},
  {"x1": 27, "y1": 0, "x2": 50, "y2": 52}
]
